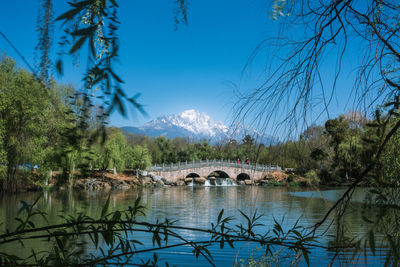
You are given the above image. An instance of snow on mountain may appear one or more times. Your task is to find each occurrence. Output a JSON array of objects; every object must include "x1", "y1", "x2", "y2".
[
  {"x1": 143, "y1": 109, "x2": 228, "y2": 137},
  {"x1": 121, "y1": 110, "x2": 277, "y2": 144}
]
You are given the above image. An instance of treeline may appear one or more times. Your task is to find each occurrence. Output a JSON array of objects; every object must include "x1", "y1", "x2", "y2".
[
  {"x1": 123, "y1": 111, "x2": 400, "y2": 186},
  {"x1": 1, "y1": 56, "x2": 399, "y2": 191}
]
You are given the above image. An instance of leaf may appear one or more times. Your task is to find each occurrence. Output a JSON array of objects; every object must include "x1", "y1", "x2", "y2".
[
  {"x1": 302, "y1": 248, "x2": 310, "y2": 266},
  {"x1": 101, "y1": 195, "x2": 111, "y2": 218},
  {"x1": 111, "y1": 94, "x2": 126, "y2": 117},
  {"x1": 201, "y1": 246, "x2": 213, "y2": 260},
  {"x1": 108, "y1": 68, "x2": 124, "y2": 83},
  {"x1": 112, "y1": 210, "x2": 121, "y2": 221},
  {"x1": 116, "y1": 87, "x2": 126, "y2": 97},
  {"x1": 109, "y1": 0, "x2": 119, "y2": 7},
  {"x1": 69, "y1": 36, "x2": 87, "y2": 54},
  {"x1": 386, "y1": 78, "x2": 400, "y2": 88},
  {"x1": 70, "y1": 0, "x2": 93, "y2": 9},
  {"x1": 71, "y1": 26, "x2": 97, "y2": 36},
  {"x1": 369, "y1": 230, "x2": 375, "y2": 255},
  {"x1": 55, "y1": 7, "x2": 82, "y2": 22},
  {"x1": 56, "y1": 59, "x2": 63, "y2": 75},
  {"x1": 384, "y1": 101, "x2": 397, "y2": 107},
  {"x1": 239, "y1": 210, "x2": 250, "y2": 224},
  {"x1": 55, "y1": 237, "x2": 64, "y2": 250},
  {"x1": 217, "y1": 209, "x2": 224, "y2": 224}
]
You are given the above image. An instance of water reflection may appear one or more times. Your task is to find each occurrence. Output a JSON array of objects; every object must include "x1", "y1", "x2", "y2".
[{"x1": 0, "y1": 187, "x2": 388, "y2": 266}]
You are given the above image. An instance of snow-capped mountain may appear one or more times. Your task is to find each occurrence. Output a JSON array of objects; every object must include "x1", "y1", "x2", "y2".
[
  {"x1": 146, "y1": 109, "x2": 228, "y2": 138},
  {"x1": 121, "y1": 109, "x2": 277, "y2": 144}
]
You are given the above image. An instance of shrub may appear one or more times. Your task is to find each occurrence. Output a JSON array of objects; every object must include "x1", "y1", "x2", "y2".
[
  {"x1": 287, "y1": 174, "x2": 295, "y2": 183},
  {"x1": 305, "y1": 170, "x2": 320, "y2": 186}
]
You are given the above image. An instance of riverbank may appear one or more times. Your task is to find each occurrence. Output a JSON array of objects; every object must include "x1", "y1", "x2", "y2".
[
  {"x1": 2, "y1": 170, "x2": 358, "y2": 193},
  {"x1": 63, "y1": 170, "x2": 355, "y2": 191},
  {"x1": 68, "y1": 170, "x2": 291, "y2": 190}
]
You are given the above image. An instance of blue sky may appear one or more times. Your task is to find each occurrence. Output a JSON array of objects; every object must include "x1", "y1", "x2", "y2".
[{"x1": 0, "y1": 0, "x2": 360, "y2": 133}]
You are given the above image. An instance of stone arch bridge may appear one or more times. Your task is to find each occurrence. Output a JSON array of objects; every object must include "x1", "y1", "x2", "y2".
[{"x1": 147, "y1": 160, "x2": 281, "y2": 183}]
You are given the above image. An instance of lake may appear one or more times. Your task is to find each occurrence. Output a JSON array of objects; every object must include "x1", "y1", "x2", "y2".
[{"x1": 0, "y1": 186, "x2": 388, "y2": 266}]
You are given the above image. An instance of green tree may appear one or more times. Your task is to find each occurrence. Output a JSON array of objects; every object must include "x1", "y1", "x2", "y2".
[
  {"x1": 92, "y1": 128, "x2": 128, "y2": 173},
  {"x1": 125, "y1": 145, "x2": 152, "y2": 170},
  {"x1": 0, "y1": 57, "x2": 53, "y2": 191}
]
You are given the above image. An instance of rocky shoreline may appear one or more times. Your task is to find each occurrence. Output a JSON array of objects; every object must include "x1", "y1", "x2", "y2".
[{"x1": 68, "y1": 170, "x2": 290, "y2": 190}]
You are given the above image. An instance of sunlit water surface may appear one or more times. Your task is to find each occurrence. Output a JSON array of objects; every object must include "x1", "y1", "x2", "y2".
[{"x1": 0, "y1": 186, "x2": 388, "y2": 266}]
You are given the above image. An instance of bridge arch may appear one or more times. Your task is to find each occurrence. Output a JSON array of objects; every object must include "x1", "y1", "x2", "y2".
[
  {"x1": 186, "y1": 173, "x2": 200, "y2": 178},
  {"x1": 207, "y1": 170, "x2": 230, "y2": 179},
  {"x1": 236, "y1": 173, "x2": 250, "y2": 181}
]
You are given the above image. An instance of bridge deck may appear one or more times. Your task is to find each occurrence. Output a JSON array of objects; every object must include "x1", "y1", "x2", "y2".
[{"x1": 147, "y1": 159, "x2": 281, "y2": 172}]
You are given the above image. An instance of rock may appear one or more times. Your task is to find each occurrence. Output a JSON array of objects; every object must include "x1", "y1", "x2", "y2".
[
  {"x1": 244, "y1": 179, "x2": 253, "y2": 185},
  {"x1": 238, "y1": 181, "x2": 245, "y2": 185},
  {"x1": 184, "y1": 178, "x2": 193, "y2": 183},
  {"x1": 118, "y1": 181, "x2": 130, "y2": 190},
  {"x1": 155, "y1": 180, "x2": 164, "y2": 187},
  {"x1": 126, "y1": 178, "x2": 140, "y2": 185},
  {"x1": 208, "y1": 176, "x2": 216, "y2": 180},
  {"x1": 153, "y1": 175, "x2": 162, "y2": 181},
  {"x1": 111, "y1": 181, "x2": 120, "y2": 189},
  {"x1": 264, "y1": 173, "x2": 274, "y2": 180},
  {"x1": 194, "y1": 177, "x2": 206, "y2": 184},
  {"x1": 162, "y1": 178, "x2": 173, "y2": 185},
  {"x1": 103, "y1": 183, "x2": 112, "y2": 190},
  {"x1": 142, "y1": 177, "x2": 153, "y2": 184},
  {"x1": 73, "y1": 179, "x2": 85, "y2": 190},
  {"x1": 176, "y1": 181, "x2": 185, "y2": 186},
  {"x1": 141, "y1": 171, "x2": 148, "y2": 176},
  {"x1": 148, "y1": 172, "x2": 155, "y2": 178}
]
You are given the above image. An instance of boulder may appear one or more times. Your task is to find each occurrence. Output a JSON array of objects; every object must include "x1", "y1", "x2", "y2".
[
  {"x1": 176, "y1": 181, "x2": 185, "y2": 186},
  {"x1": 126, "y1": 178, "x2": 140, "y2": 185},
  {"x1": 142, "y1": 176, "x2": 153, "y2": 184},
  {"x1": 103, "y1": 183, "x2": 112, "y2": 190},
  {"x1": 117, "y1": 181, "x2": 130, "y2": 190},
  {"x1": 141, "y1": 171, "x2": 148, "y2": 176},
  {"x1": 184, "y1": 178, "x2": 194, "y2": 183},
  {"x1": 238, "y1": 181, "x2": 245, "y2": 185},
  {"x1": 162, "y1": 178, "x2": 173, "y2": 186},
  {"x1": 244, "y1": 179, "x2": 253, "y2": 185},
  {"x1": 194, "y1": 177, "x2": 206, "y2": 184},
  {"x1": 73, "y1": 179, "x2": 85, "y2": 190},
  {"x1": 155, "y1": 180, "x2": 164, "y2": 187},
  {"x1": 208, "y1": 176, "x2": 216, "y2": 181},
  {"x1": 152, "y1": 175, "x2": 162, "y2": 181}
]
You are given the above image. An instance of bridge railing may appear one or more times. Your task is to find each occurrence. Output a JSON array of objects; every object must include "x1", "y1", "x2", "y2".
[{"x1": 147, "y1": 159, "x2": 281, "y2": 173}]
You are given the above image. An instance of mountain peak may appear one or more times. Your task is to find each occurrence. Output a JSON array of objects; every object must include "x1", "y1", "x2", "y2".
[
  {"x1": 150, "y1": 109, "x2": 226, "y2": 137},
  {"x1": 121, "y1": 110, "x2": 277, "y2": 145}
]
